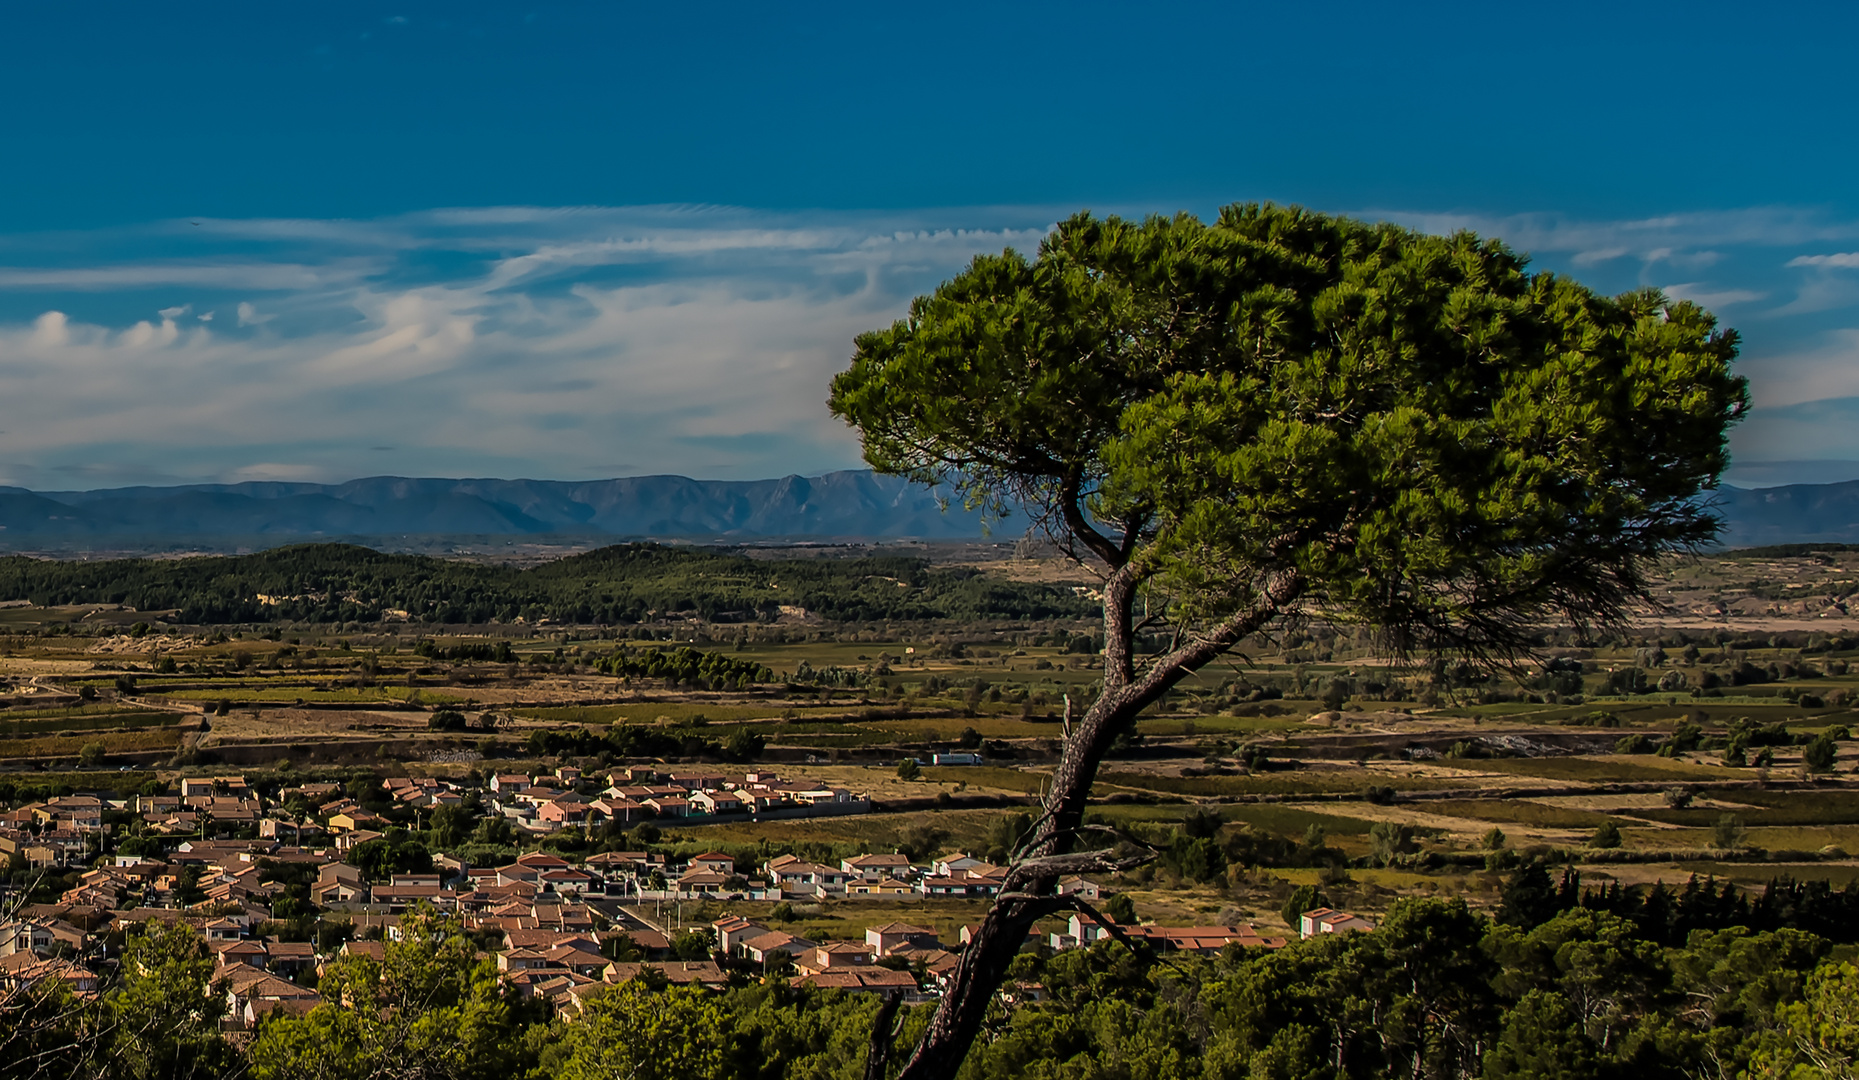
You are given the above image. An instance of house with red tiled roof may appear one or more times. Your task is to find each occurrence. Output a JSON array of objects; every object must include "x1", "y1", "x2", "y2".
[
  {"x1": 739, "y1": 930, "x2": 816, "y2": 964},
  {"x1": 792, "y1": 967, "x2": 917, "y2": 994},
  {"x1": 603, "y1": 960, "x2": 728, "y2": 990},
  {"x1": 685, "y1": 852, "x2": 735, "y2": 875},
  {"x1": 1299, "y1": 908, "x2": 1375, "y2": 939},
  {"x1": 643, "y1": 796, "x2": 690, "y2": 819},
  {"x1": 841, "y1": 853, "x2": 912, "y2": 881},
  {"x1": 221, "y1": 967, "x2": 321, "y2": 1027},
  {"x1": 866, "y1": 922, "x2": 938, "y2": 956},
  {"x1": 794, "y1": 941, "x2": 875, "y2": 975},
  {"x1": 689, "y1": 791, "x2": 745, "y2": 816}
]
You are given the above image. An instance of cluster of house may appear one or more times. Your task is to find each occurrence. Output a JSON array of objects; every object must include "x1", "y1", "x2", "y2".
[
  {"x1": 5, "y1": 767, "x2": 873, "y2": 878},
  {"x1": 483, "y1": 766, "x2": 867, "y2": 830},
  {"x1": 2, "y1": 778, "x2": 276, "y2": 871},
  {"x1": 1046, "y1": 906, "x2": 1376, "y2": 954},
  {"x1": 0, "y1": 838, "x2": 1384, "y2": 1030},
  {"x1": 0, "y1": 773, "x2": 1384, "y2": 1028},
  {"x1": 137, "y1": 777, "x2": 266, "y2": 834},
  {"x1": 0, "y1": 794, "x2": 105, "y2": 867},
  {"x1": 293, "y1": 767, "x2": 871, "y2": 844}
]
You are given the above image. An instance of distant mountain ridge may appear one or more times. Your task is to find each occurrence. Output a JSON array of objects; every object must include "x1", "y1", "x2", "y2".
[
  {"x1": 0, "y1": 471, "x2": 1849, "y2": 548},
  {"x1": 1714, "y1": 481, "x2": 1859, "y2": 548},
  {"x1": 0, "y1": 471, "x2": 992, "y2": 543}
]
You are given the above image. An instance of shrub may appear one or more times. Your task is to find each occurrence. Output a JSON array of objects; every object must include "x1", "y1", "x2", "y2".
[
  {"x1": 427, "y1": 710, "x2": 468, "y2": 732},
  {"x1": 1279, "y1": 884, "x2": 1329, "y2": 927},
  {"x1": 1804, "y1": 734, "x2": 1840, "y2": 773}
]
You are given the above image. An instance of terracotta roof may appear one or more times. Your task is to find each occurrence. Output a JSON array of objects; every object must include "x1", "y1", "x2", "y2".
[{"x1": 794, "y1": 968, "x2": 916, "y2": 991}]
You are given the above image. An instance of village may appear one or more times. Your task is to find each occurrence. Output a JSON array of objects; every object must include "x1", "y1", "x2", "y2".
[{"x1": 0, "y1": 765, "x2": 1368, "y2": 1032}]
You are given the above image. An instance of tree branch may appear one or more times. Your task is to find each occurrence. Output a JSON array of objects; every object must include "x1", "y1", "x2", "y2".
[
  {"x1": 1057, "y1": 472, "x2": 1122, "y2": 569},
  {"x1": 862, "y1": 990, "x2": 907, "y2": 1080}
]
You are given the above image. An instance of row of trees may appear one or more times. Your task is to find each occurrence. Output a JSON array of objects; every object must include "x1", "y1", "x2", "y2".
[
  {"x1": 594, "y1": 645, "x2": 775, "y2": 687},
  {"x1": 8, "y1": 900, "x2": 1856, "y2": 1080}
]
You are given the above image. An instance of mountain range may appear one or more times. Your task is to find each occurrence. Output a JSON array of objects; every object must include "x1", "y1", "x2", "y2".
[
  {"x1": 0, "y1": 471, "x2": 990, "y2": 546},
  {"x1": 0, "y1": 471, "x2": 1848, "y2": 550}
]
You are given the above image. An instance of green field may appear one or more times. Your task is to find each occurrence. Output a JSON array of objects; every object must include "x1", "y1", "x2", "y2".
[
  {"x1": 1417, "y1": 799, "x2": 1616, "y2": 829},
  {"x1": 519, "y1": 702, "x2": 857, "y2": 725},
  {"x1": 643, "y1": 806, "x2": 1009, "y2": 855},
  {"x1": 0, "y1": 727, "x2": 184, "y2": 759},
  {"x1": 922, "y1": 766, "x2": 1049, "y2": 794},
  {"x1": 1437, "y1": 756, "x2": 1727, "y2": 784},
  {"x1": 1631, "y1": 790, "x2": 1859, "y2": 827},
  {"x1": 1095, "y1": 769, "x2": 1465, "y2": 798},
  {"x1": 163, "y1": 686, "x2": 459, "y2": 704},
  {"x1": 1135, "y1": 715, "x2": 1309, "y2": 736},
  {"x1": 0, "y1": 710, "x2": 187, "y2": 736},
  {"x1": 1084, "y1": 801, "x2": 1380, "y2": 837}
]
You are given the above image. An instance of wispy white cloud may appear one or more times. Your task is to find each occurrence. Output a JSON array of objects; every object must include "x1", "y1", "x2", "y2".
[
  {"x1": 0, "y1": 262, "x2": 362, "y2": 290},
  {"x1": 0, "y1": 206, "x2": 1069, "y2": 487},
  {"x1": 1789, "y1": 252, "x2": 1859, "y2": 269},
  {"x1": 0, "y1": 201, "x2": 1854, "y2": 489},
  {"x1": 1662, "y1": 283, "x2": 1767, "y2": 308}
]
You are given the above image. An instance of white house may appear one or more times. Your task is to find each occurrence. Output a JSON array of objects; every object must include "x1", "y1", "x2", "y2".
[{"x1": 1299, "y1": 908, "x2": 1376, "y2": 939}]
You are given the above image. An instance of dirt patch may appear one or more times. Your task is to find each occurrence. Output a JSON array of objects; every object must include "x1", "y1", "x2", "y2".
[
  {"x1": 0, "y1": 659, "x2": 102, "y2": 675},
  {"x1": 200, "y1": 707, "x2": 422, "y2": 744},
  {"x1": 1306, "y1": 710, "x2": 1432, "y2": 727},
  {"x1": 87, "y1": 634, "x2": 199, "y2": 655}
]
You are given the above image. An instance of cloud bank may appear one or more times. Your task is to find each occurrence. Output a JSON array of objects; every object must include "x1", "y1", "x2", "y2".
[{"x1": 0, "y1": 202, "x2": 1853, "y2": 489}]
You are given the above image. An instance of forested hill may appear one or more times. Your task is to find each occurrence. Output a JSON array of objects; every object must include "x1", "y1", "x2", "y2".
[{"x1": 0, "y1": 543, "x2": 1093, "y2": 624}]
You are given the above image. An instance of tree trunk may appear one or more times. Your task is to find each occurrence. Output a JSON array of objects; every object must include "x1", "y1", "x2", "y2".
[{"x1": 893, "y1": 563, "x2": 1302, "y2": 1080}]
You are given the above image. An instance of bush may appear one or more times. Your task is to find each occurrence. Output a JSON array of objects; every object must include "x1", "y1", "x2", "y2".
[
  {"x1": 1663, "y1": 786, "x2": 1695, "y2": 809},
  {"x1": 427, "y1": 710, "x2": 468, "y2": 732},
  {"x1": 1590, "y1": 821, "x2": 1622, "y2": 849},
  {"x1": 896, "y1": 758, "x2": 921, "y2": 781},
  {"x1": 1279, "y1": 884, "x2": 1329, "y2": 927},
  {"x1": 1362, "y1": 785, "x2": 1397, "y2": 806},
  {"x1": 1614, "y1": 734, "x2": 1655, "y2": 754},
  {"x1": 1369, "y1": 821, "x2": 1417, "y2": 867},
  {"x1": 1804, "y1": 734, "x2": 1840, "y2": 773}
]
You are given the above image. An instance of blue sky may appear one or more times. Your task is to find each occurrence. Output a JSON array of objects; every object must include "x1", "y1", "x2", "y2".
[{"x1": 0, "y1": 1, "x2": 1855, "y2": 488}]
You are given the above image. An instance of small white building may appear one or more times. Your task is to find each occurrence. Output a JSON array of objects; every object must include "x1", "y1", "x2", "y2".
[{"x1": 1299, "y1": 907, "x2": 1376, "y2": 939}]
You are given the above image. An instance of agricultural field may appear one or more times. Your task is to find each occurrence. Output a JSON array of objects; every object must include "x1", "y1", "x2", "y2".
[{"x1": 1, "y1": 540, "x2": 1858, "y2": 933}]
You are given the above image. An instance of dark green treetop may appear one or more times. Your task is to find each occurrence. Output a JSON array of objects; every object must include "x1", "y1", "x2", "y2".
[{"x1": 831, "y1": 203, "x2": 1746, "y2": 658}]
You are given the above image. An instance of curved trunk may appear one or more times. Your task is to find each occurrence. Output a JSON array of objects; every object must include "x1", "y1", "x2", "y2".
[{"x1": 891, "y1": 567, "x2": 1302, "y2": 1080}]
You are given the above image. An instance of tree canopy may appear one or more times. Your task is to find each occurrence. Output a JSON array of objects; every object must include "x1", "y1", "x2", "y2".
[
  {"x1": 829, "y1": 202, "x2": 1748, "y2": 1080},
  {"x1": 832, "y1": 203, "x2": 1745, "y2": 656}
]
